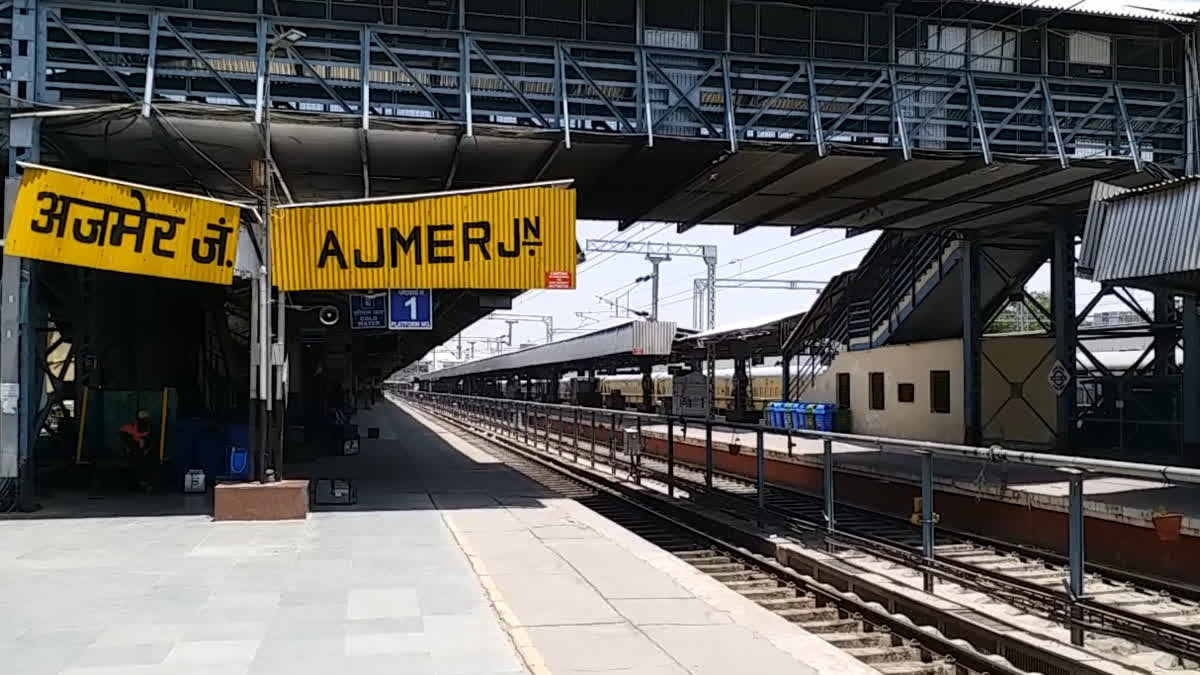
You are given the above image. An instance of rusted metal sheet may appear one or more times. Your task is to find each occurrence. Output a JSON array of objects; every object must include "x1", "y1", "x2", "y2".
[{"x1": 271, "y1": 181, "x2": 576, "y2": 292}]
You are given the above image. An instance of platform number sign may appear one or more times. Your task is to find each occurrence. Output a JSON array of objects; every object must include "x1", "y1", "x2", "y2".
[
  {"x1": 1047, "y1": 359, "x2": 1072, "y2": 397},
  {"x1": 388, "y1": 289, "x2": 433, "y2": 330}
]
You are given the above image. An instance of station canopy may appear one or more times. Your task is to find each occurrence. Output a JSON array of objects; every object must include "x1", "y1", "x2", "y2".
[{"x1": 422, "y1": 320, "x2": 686, "y2": 382}]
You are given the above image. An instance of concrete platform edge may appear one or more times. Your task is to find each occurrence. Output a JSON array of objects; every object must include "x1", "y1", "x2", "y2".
[{"x1": 400, "y1": 400, "x2": 878, "y2": 675}]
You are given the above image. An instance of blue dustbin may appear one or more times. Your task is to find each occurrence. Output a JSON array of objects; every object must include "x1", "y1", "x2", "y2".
[
  {"x1": 820, "y1": 404, "x2": 835, "y2": 431},
  {"x1": 784, "y1": 402, "x2": 800, "y2": 429},
  {"x1": 812, "y1": 404, "x2": 829, "y2": 431},
  {"x1": 793, "y1": 402, "x2": 808, "y2": 430},
  {"x1": 766, "y1": 402, "x2": 781, "y2": 428}
]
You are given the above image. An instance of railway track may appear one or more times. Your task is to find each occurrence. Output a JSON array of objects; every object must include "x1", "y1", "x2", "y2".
[
  {"x1": 408, "y1": 401, "x2": 1015, "y2": 675},
  {"x1": 625, "y1": 450, "x2": 1200, "y2": 662},
  {"x1": 404, "y1": 395, "x2": 1200, "y2": 673}
]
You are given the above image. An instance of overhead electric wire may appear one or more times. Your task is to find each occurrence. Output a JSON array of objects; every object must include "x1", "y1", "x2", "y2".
[
  {"x1": 649, "y1": 230, "x2": 868, "y2": 308},
  {"x1": 638, "y1": 244, "x2": 873, "y2": 317}
]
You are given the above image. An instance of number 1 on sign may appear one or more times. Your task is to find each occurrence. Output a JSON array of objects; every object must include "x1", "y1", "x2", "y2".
[{"x1": 403, "y1": 295, "x2": 418, "y2": 320}]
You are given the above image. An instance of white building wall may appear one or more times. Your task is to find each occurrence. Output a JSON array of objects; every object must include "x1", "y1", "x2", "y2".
[{"x1": 808, "y1": 336, "x2": 1058, "y2": 446}]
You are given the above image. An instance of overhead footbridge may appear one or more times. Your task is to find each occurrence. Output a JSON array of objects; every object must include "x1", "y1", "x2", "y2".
[{"x1": 4, "y1": 0, "x2": 1200, "y2": 503}]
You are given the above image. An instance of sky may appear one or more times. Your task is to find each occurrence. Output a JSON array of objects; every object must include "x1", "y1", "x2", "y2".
[{"x1": 426, "y1": 220, "x2": 1154, "y2": 364}]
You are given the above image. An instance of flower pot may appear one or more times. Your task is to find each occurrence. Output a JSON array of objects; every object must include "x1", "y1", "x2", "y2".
[
  {"x1": 1153, "y1": 513, "x2": 1183, "y2": 542},
  {"x1": 728, "y1": 444, "x2": 742, "y2": 455}
]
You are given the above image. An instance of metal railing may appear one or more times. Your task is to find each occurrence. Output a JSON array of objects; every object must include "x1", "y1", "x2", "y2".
[
  {"x1": 399, "y1": 388, "x2": 1200, "y2": 649},
  {"x1": 848, "y1": 233, "x2": 948, "y2": 344}
]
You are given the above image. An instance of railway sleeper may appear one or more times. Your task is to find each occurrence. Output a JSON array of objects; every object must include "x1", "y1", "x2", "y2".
[
  {"x1": 708, "y1": 569, "x2": 766, "y2": 582},
  {"x1": 691, "y1": 562, "x2": 745, "y2": 574},
  {"x1": 736, "y1": 585, "x2": 801, "y2": 602},
  {"x1": 773, "y1": 605, "x2": 841, "y2": 623},
  {"x1": 793, "y1": 616, "x2": 864, "y2": 634},
  {"x1": 845, "y1": 645, "x2": 924, "y2": 664},
  {"x1": 754, "y1": 595, "x2": 818, "y2": 611},
  {"x1": 874, "y1": 661, "x2": 952, "y2": 675},
  {"x1": 724, "y1": 578, "x2": 785, "y2": 592}
]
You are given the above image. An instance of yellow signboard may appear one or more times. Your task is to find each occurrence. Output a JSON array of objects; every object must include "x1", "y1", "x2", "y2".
[
  {"x1": 271, "y1": 182, "x2": 576, "y2": 292},
  {"x1": 5, "y1": 164, "x2": 244, "y2": 285}
]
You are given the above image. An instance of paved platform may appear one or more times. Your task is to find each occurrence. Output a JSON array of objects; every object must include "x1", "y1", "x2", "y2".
[{"x1": 0, "y1": 402, "x2": 876, "y2": 675}]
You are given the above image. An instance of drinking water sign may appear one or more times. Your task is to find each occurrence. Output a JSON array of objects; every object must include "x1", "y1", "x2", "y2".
[
  {"x1": 349, "y1": 293, "x2": 388, "y2": 330},
  {"x1": 388, "y1": 289, "x2": 432, "y2": 330}
]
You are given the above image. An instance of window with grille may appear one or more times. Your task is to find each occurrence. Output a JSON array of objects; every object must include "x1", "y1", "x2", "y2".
[
  {"x1": 836, "y1": 373, "x2": 850, "y2": 408},
  {"x1": 930, "y1": 370, "x2": 951, "y2": 414},
  {"x1": 869, "y1": 372, "x2": 885, "y2": 410}
]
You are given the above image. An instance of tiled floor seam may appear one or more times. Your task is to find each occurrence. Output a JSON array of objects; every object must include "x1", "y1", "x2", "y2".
[
  {"x1": 411, "y1": 406, "x2": 705, "y2": 675},
  {"x1": 436, "y1": 498, "x2": 546, "y2": 675}
]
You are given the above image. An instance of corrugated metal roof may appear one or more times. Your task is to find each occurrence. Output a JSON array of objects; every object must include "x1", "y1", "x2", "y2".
[
  {"x1": 1079, "y1": 180, "x2": 1131, "y2": 278},
  {"x1": 1082, "y1": 177, "x2": 1200, "y2": 283},
  {"x1": 971, "y1": 0, "x2": 1198, "y2": 22},
  {"x1": 680, "y1": 309, "x2": 808, "y2": 343},
  {"x1": 1100, "y1": 173, "x2": 1200, "y2": 202},
  {"x1": 422, "y1": 320, "x2": 677, "y2": 380}
]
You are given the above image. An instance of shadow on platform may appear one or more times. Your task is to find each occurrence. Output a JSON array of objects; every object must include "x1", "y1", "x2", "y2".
[{"x1": 3, "y1": 403, "x2": 554, "y2": 519}]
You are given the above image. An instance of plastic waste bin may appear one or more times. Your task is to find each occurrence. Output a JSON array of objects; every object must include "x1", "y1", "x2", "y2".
[
  {"x1": 803, "y1": 403, "x2": 818, "y2": 430},
  {"x1": 811, "y1": 404, "x2": 826, "y2": 431},
  {"x1": 783, "y1": 403, "x2": 799, "y2": 429},
  {"x1": 767, "y1": 402, "x2": 786, "y2": 428},
  {"x1": 833, "y1": 405, "x2": 852, "y2": 433},
  {"x1": 791, "y1": 402, "x2": 806, "y2": 429},
  {"x1": 814, "y1": 404, "x2": 833, "y2": 431}
]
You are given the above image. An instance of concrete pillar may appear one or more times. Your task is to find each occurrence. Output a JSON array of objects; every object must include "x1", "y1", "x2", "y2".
[
  {"x1": 1184, "y1": 297, "x2": 1199, "y2": 452},
  {"x1": 1052, "y1": 223, "x2": 1078, "y2": 452},
  {"x1": 961, "y1": 238, "x2": 982, "y2": 446}
]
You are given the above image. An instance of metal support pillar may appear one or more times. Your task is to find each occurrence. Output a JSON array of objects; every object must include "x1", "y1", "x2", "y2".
[
  {"x1": 1154, "y1": 292, "x2": 1175, "y2": 376},
  {"x1": 1053, "y1": 224, "x2": 1078, "y2": 452},
  {"x1": 781, "y1": 352, "x2": 792, "y2": 402},
  {"x1": 732, "y1": 356, "x2": 748, "y2": 420},
  {"x1": 609, "y1": 411, "x2": 616, "y2": 472},
  {"x1": 961, "y1": 238, "x2": 982, "y2": 446},
  {"x1": 756, "y1": 429, "x2": 765, "y2": 525},
  {"x1": 640, "y1": 359, "x2": 653, "y2": 412},
  {"x1": 646, "y1": 254, "x2": 669, "y2": 321},
  {"x1": 704, "y1": 419, "x2": 713, "y2": 488},
  {"x1": 823, "y1": 438, "x2": 835, "y2": 534},
  {"x1": 667, "y1": 417, "x2": 675, "y2": 497},
  {"x1": 1067, "y1": 469, "x2": 1086, "y2": 647},
  {"x1": 921, "y1": 452, "x2": 935, "y2": 593},
  {"x1": 1184, "y1": 297, "x2": 1199, "y2": 452},
  {"x1": 4, "y1": 1, "x2": 43, "y2": 510},
  {"x1": 633, "y1": 416, "x2": 642, "y2": 483},
  {"x1": 572, "y1": 407, "x2": 580, "y2": 460}
]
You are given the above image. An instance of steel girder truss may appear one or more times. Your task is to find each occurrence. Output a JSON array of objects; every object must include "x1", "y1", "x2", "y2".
[{"x1": 3, "y1": 2, "x2": 1188, "y2": 170}]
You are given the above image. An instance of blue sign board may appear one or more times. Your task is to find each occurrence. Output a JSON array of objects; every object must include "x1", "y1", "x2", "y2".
[
  {"x1": 389, "y1": 289, "x2": 433, "y2": 330},
  {"x1": 349, "y1": 293, "x2": 388, "y2": 330}
]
